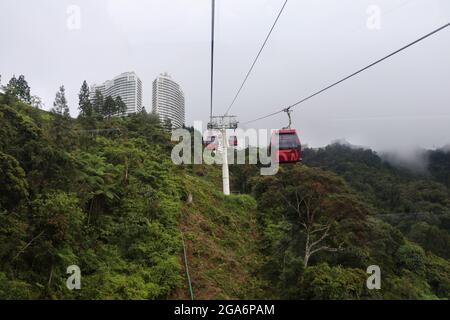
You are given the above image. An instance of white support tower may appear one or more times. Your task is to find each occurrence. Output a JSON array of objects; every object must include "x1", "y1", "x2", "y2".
[
  {"x1": 208, "y1": 115, "x2": 238, "y2": 196},
  {"x1": 221, "y1": 132, "x2": 230, "y2": 196}
]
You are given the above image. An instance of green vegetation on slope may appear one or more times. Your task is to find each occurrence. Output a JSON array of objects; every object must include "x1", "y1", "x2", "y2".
[
  {"x1": 0, "y1": 94, "x2": 184, "y2": 299},
  {"x1": 0, "y1": 88, "x2": 449, "y2": 300},
  {"x1": 0, "y1": 92, "x2": 268, "y2": 300},
  {"x1": 247, "y1": 165, "x2": 450, "y2": 299},
  {"x1": 173, "y1": 173, "x2": 267, "y2": 299},
  {"x1": 303, "y1": 144, "x2": 450, "y2": 260}
]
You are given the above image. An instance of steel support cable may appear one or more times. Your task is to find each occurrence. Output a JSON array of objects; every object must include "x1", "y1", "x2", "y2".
[
  {"x1": 181, "y1": 232, "x2": 194, "y2": 300},
  {"x1": 224, "y1": 0, "x2": 289, "y2": 116},
  {"x1": 210, "y1": 0, "x2": 216, "y2": 123},
  {"x1": 242, "y1": 22, "x2": 450, "y2": 125}
]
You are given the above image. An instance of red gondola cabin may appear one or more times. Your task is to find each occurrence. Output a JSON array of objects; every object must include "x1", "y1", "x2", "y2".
[{"x1": 270, "y1": 129, "x2": 302, "y2": 164}]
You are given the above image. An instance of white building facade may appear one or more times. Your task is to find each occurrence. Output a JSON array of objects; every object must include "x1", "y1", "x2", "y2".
[
  {"x1": 152, "y1": 73, "x2": 185, "y2": 129},
  {"x1": 90, "y1": 72, "x2": 143, "y2": 115}
]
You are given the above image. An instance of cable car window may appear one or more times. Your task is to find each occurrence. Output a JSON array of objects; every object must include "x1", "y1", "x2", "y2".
[{"x1": 279, "y1": 134, "x2": 300, "y2": 149}]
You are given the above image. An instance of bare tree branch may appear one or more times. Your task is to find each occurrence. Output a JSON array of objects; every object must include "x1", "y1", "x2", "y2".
[
  {"x1": 310, "y1": 246, "x2": 340, "y2": 256},
  {"x1": 310, "y1": 224, "x2": 330, "y2": 234},
  {"x1": 13, "y1": 230, "x2": 45, "y2": 261},
  {"x1": 310, "y1": 225, "x2": 331, "y2": 249}
]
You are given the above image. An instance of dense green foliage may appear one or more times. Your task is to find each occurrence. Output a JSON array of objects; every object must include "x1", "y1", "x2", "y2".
[
  {"x1": 226, "y1": 143, "x2": 450, "y2": 299},
  {"x1": 248, "y1": 164, "x2": 449, "y2": 299},
  {"x1": 0, "y1": 93, "x2": 184, "y2": 299},
  {"x1": 4, "y1": 75, "x2": 31, "y2": 104},
  {"x1": 0, "y1": 86, "x2": 448, "y2": 300},
  {"x1": 428, "y1": 148, "x2": 450, "y2": 187},
  {"x1": 175, "y1": 173, "x2": 267, "y2": 299},
  {"x1": 302, "y1": 144, "x2": 450, "y2": 260}
]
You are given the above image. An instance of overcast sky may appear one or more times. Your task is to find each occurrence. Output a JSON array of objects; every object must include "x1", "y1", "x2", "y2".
[{"x1": 1, "y1": 0, "x2": 449, "y2": 151}]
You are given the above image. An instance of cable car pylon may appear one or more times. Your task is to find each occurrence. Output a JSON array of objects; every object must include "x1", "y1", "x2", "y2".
[{"x1": 207, "y1": 115, "x2": 239, "y2": 196}]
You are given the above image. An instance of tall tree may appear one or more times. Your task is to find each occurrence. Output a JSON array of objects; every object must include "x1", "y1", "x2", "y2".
[
  {"x1": 282, "y1": 188, "x2": 342, "y2": 268},
  {"x1": 78, "y1": 81, "x2": 93, "y2": 117},
  {"x1": 115, "y1": 96, "x2": 127, "y2": 115},
  {"x1": 51, "y1": 85, "x2": 70, "y2": 117},
  {"x1": 5, "y1": 75, "x2": 31, "y2": 103},
  {"x1": 50, "y1": 86, "x2": 71, "y2": 146},
  {"x1": 92, "y1": 90, "x2": 104, "y2": 115},
  {"x1": 103, "y1": 96, "x2": 116, "y2": 118}
]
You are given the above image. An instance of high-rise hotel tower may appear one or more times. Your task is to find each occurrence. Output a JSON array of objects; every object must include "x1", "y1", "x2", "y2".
[
  {"x1": 152, "y1": 73, "x2": 185, "y2": 129},
  {"x1": 90, "y1": 72, "x2": 143, "y2": 115}
]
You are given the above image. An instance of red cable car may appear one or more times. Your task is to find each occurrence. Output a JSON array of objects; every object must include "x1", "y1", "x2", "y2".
[
  {"x1": 269, "y1": 108, "x2": 302, "y2": 164},
  {"x1": 270, "y1": 129, "x2": 302, "y2": 163}
]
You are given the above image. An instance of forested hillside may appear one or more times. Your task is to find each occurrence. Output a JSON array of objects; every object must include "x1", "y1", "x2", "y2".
[
  {"x1": 0, "y1": 92, "x2": 185, "y2": 299},
  {"x1": 303, "y1": 144, "x2": 450, "y2": 260},
  {"x1": 246, "y1": 165, "x2": 449, "y2": 299},
  {"x1": 0, "y1": 90, "x2": 449, "y2": 300}
]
